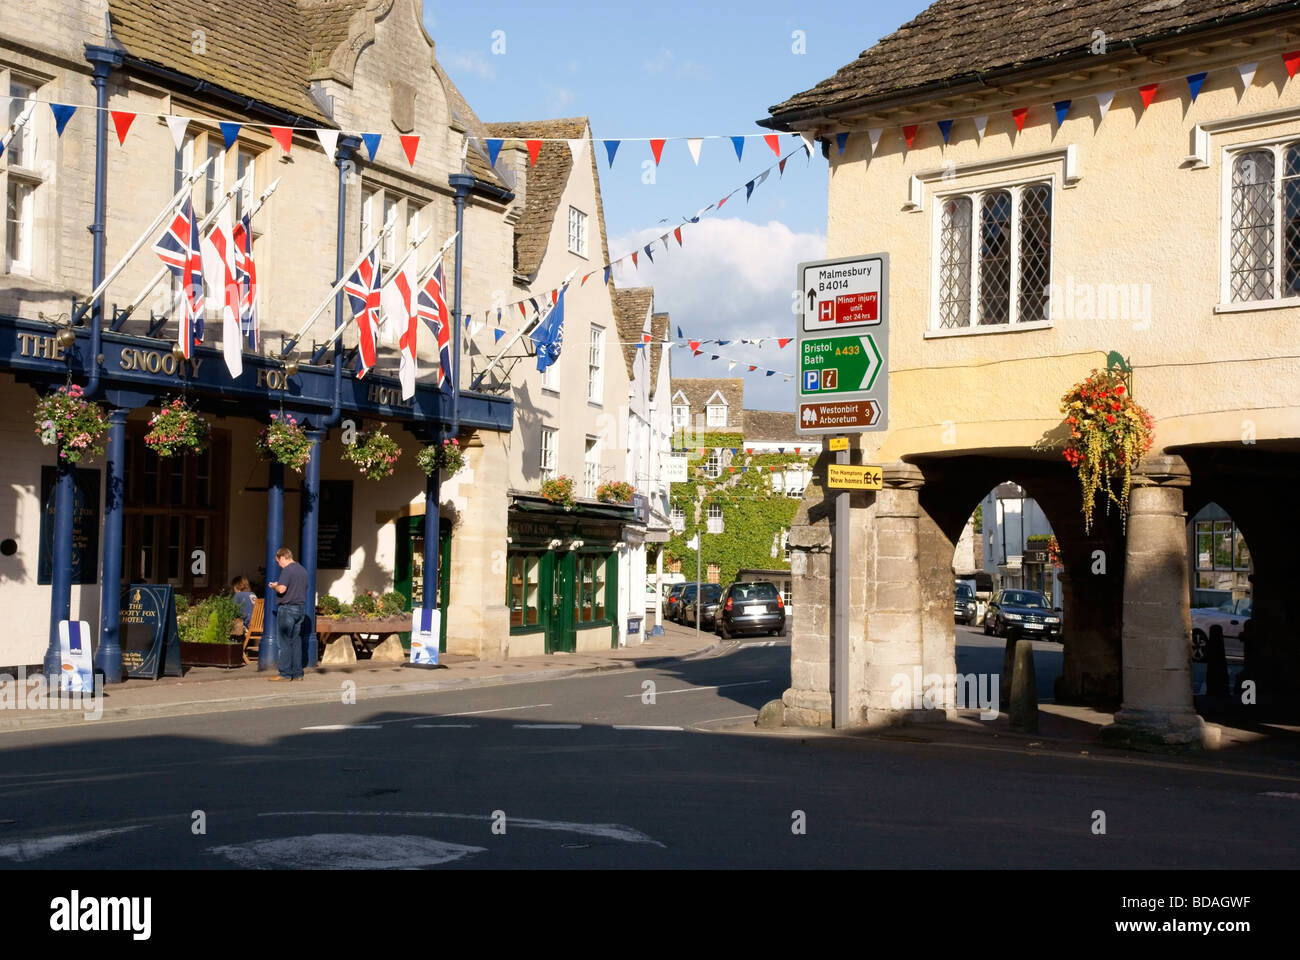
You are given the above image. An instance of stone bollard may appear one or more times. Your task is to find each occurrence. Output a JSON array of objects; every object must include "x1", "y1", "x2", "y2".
[
  {"x1": 1009, "y1": 639, "x2": 1038, "y2": 733},
  {"x1": 1206, "y1": 625, "x2": 1228, "y2": 697},
  {"x1": 1001, "y1": 635, "x2": 1016, "y2": 707}
]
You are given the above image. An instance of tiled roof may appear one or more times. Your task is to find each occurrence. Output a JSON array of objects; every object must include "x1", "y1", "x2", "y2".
[
  {"x1": 649, "y1": 311, "x2": 669, "y2": 399},
  {"x1": 613, "y1": 287, "x2": 654, "y2": 380},
  {"x1": 483, "y1": 117, "x2": 611, "y2": 281},
  {"x1": 768, "y1": 0, "x2": 1298, "y2": 121},
  {"x1": 742, "y1": 409, "x2": 800, "y2": 444},
  {"x1": 670, "y1": 378, "x2": 744, "y2": 428}
]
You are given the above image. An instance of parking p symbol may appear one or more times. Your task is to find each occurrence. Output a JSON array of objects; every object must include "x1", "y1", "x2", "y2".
[{"x1": 804, "y1": 370, "x2": 820, "y2": 391}]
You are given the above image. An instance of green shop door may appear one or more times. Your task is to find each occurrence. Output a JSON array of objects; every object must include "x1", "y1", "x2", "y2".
[
  {"x1": 547, "y1": 551, "x2": 577, "y2": 654},
  {"x1": 394, "y1": 516, "x2": 451, "y2": 651}
]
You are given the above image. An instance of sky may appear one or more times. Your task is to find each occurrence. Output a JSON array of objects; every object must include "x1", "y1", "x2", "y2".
[{"x1": 423, "y1": 0, "x2": 930, "y2": 410}]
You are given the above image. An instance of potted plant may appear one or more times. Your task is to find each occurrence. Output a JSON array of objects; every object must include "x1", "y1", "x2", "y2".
[
  {"x1": 178, "y1": 593, "x2": 247, "y2": 668},
  {"x1": 1047, "y1": 534, "x2": 1062, "y2": 570},
  {"x1": 343, "y1": 423, "x2": 402, "y2": 481},
  {"x1": 416, "y1": 438, "x2": 465, "y2": 478},
  {"x1": 256, "y1": 413, "x2": 312, "y2": 473},
  {"x1": 540, "y1": 475, "x2": 576, "y2": 510},
  {"x1": 33, "y1": 383, "x2": 110, "y2": 464},
  {"x1": 596, "y1": 480, "x2": 634, "y2": 503},
  {"x1": 144, "y1": 396, "x2": 210, "y2": 458},
  {"x1": 1059, "y1": 369, "x2": 1154, "y2": 533}
]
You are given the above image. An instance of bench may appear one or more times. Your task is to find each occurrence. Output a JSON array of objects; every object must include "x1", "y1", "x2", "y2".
[{"x1": 242, "y1": 598, "x2": 265, "y2": 665}]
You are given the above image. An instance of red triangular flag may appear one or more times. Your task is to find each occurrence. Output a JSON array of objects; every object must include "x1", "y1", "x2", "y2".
[
  {"x1": 693, "y1": 349, "x2": 702, "y2": 357},
  {"x1": 903, "y1": 124, "x2": 919, "y2": 148},
  {"x1": 673, "y1": 226, "x2": 682, "y2": 246},
  {"x1": 650, "y1": 138, "x2": 666, "y2": 165},
  {"x1": 769, "y1": 465, "x2": 776, "y2": 472},
  {"x1": 764, "y1": 134, "x2": 780, "y2": 157},
  {"x1": 400, "y1": 135, "x2": 420, "y2": 166},
  {"x1": 778, "y1": 338, "x2": 791, "y2": 348},
  {"x1": 718, "y1": 194, "x2": 729, "y2": 209},
  {"x1": 748, "y1": 365, "x2": 757, "y2": 372},
  {"x1": 689, "y1": 340, "x2": 700, "y2": 352},
  {"x1": 779, "y1": 157, "x2": 788, "y2": 175},
  {"x1": 1012, "y1": 108, "x2": 1029, "y2": 132},
  {"x1": 581, "y1": 272, "x2": 591, "y2": 286},
  {"x1": 729, "y1": 466, "x2": 736, "y2": 474},
  {"x1": 643, "y1": 333, "x2": 652, "y2": 343},
  {"x1": 270, "y1": 126, "x2": 294, "y2": 154},
  {"x1": 632, "y1": 251, "x2": 639, "y2": 268},
  {"x1": 795, "y1": 447, "x2": 801, "y2": 454},
  {"x1": 518, "y1": 303, "x2": 527, "y2": 318},
  {"x1": 1284, "y1": 50, "x2": 1300, "y2": 78},
  {"x1": 110, "y1": 110, "x2": 135, "y2": 145},
  {"x1": 525, "y1": 139, "x2": 542, "y2": 165},
  {"x1": 551, "y1": 289, "x2": 558, "y2": 306},
  {"x1": 746, "y1": 448, "x2": 753, "y2": 454},
  {"x1": 1139, "y1": 84, "x2": 1158, "y2": 109}
]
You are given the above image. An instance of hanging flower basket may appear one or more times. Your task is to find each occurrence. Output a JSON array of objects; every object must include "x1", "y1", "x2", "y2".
[
  {"x1": 256, "y1": 413, "x2": 312, "y2": 474},
  {"x1": 596, "y1": 480, "x2": 634, "y2": 503},
  {"x1": 343, "y1": 422, "x2": 402, "y2": 481},
  {"x1": 416, "y1": 438, "x2": 465, "y2": 478},
  {"x1": 540, "y1": 475, "x2": 576, "y2": 510},
  {"x1": 1059, "y1": 369, "x2": 1154, "y2": 533},
  {"x1": 1047, "y1": 534, "x2": 1062, "y2": 570},
  {"x1": 144, "y1": 397, "x2": 210, "y2": 458},
  {"x1": 33, "y1": 384, "x2": 109, "y2": 464}
]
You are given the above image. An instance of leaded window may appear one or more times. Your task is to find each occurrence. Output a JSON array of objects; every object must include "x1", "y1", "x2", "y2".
[
  {"x1": 937, "y1": 197, "x2": 972, "y2": 328},
  {"x1": 1227, "y1": 143, "x2": 1300, "y2": 304}
]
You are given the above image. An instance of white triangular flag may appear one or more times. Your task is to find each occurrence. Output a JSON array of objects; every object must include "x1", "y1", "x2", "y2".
[
  {"x1": 755, "y1": 169, "x2": 770, "y2": 187},
  {"x1": 867, "y1": 128, "x2": 883, "y2": 155},
  {"x1": 166, "y1": 115, "x2": 190, "y2": 151},
  {"x1": 686, "y1": 138, "x2": 703, "y2": 165},
  {"x1": 973, "y1": 115, "x2": 988, "y2": 143},
  {"x1": 471, "y1": 320, "x2": 485, "y2": 336},
  {"x1": 728, "y1": 361, "x2": 736, "y2": 371},
  {"x1": 799, "y1": 132, "x2": 815, "y2": 156},
  {"x1": 316, "y1": 128, "x2": 339, "y2": 159},
  {"x1": 1096, "y1": 91, "x2": 1115, "y2": 121},
  {"x1": 1238, "y1": 62, "x2": 1257, "y2": 95},
  {"x1": 566, "y1": 138, "x2": 586, "y2": 165}
]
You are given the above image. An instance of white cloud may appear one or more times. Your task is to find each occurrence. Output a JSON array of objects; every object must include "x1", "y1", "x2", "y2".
[
  {"x1": 609, "y1": 218, "x2": 825, "y2": 410},
  {"x1": 440, "y1": 49, "x2": 496, "y2": 81},
  {"x1": 643, "y1": 48, "x2": 674, "y2": 73},
  {"x1": 544, "y1": 86, "x2": 576, "y2": 113}
]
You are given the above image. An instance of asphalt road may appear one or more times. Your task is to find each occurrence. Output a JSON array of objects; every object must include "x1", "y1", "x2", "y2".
[{"x1": 1, "y1": 637, "x2": 1295, "y2": 868}]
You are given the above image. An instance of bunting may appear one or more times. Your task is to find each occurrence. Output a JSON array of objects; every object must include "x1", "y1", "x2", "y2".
[{"x1": 110, "y1": 110, "x2": 135, "y2": 145}]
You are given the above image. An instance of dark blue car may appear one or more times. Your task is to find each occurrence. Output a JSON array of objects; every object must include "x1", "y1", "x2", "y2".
[{"x1": 983, "y1": 589, "x2": 1061, "y2": 641}]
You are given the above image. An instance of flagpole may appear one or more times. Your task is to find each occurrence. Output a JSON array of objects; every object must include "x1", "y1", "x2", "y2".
[
  {"x1": 280, "y1": 218, "x2": 395, "y2": 358},
  {"x1": 120, "y1": 170, "x2": 274, "y2": 323},
  {"x1": 0, "y1": 100, "x2": 35, "y2": 154},
  {"x1": 472, "y1": 269, "x2": 576, "y2": 390},
  {"x1": 71, "y1": 157, "x2": 214, "y2": 324}
]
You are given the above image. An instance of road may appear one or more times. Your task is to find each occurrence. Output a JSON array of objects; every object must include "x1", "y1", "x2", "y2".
[{"x1": 0, "y1": 635, "x2": 1295, "y2": 868}]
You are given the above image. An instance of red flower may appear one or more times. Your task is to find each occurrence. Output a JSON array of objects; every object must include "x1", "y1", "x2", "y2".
[
  {"x1": 1114, "y1": 385, "x2": 1125, "y2": 395},
  {"x1": 1105, "y1": 413, "x2": 1117, "y2": 424}
]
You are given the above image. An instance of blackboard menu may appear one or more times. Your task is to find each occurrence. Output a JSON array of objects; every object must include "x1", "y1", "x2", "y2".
[
  {"x1": 38, "y1": 466, "x2": 101, "y2": 585},
  {"x1": 315, "y1": 480, "x2": 353, "y2": 569},
  {"x1": 120, "y1": 584, "x2": 183, "y2": 679}
]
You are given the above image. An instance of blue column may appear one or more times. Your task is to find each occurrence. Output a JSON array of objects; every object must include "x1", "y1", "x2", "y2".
[
  {"x1": 260, "y1": 460, "x2": 283, "y2": 671},
  {"x1": 95, "y1": 407, "x2": 129, "y2": 683},
  {"x1": 425, "y1": 458, "x2": 440, "y2": 623},
  {"x1": 44, "y1": 459, "x2": 76, "y2": 679},
  {"x1": 301, "y1": 428, "x2": 324, "y2": 669}
]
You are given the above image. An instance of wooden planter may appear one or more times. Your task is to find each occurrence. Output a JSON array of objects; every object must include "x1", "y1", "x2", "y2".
[{"x1": 180, "y1": 640, "x2": 246, "y2": 669}]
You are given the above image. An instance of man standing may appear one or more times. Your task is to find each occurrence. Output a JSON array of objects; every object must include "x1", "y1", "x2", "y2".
[{"x1": 268, "y1": 547, "x2": 308, "y2": 681}]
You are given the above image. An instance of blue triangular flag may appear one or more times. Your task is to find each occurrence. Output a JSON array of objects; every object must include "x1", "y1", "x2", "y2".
[
  {"x1": 710, "y1": 354, "x2": 719, "y2": 361},
  {"x1": 487, "y1": 139, "x2": 504, "y2": 167},
  {"x1": 778, "y1": 447, "x2": 785, "y2": 454},
  {"x1": 643, "y1": 244, "x2": 654, "y2": 263},
  {"x1": 362, "y1": 133, "x2": 381, "y2": 161},
  {"x1": 677, "y1": 325, "x2": 683, "y2": 338},
  {"x1": 717, "y1": 340, "x2": 730, "y2": 346},
  {"x1": 0, "y1": 142, "x2": 5, "y2": 160},
  {"x1": 494, "y1": 328, "x2": 505, "y2": 342},
  {"x1": 745, "y1": 179, "x2": 756, "y2": 202},
  {"x1": 1187, "y1": 72, "x2": 1207, "y2": 102},
  {"x1": 604, "y1": 140, "x2": 620, "y2": 166},
  {"x1": 937, "y1": 119, "x2": 953, "y2": 144},
  {"x1": 766, "y1": 370, "x2": 776, "y2": 377},
  {"x1": 731, "y1": 136, "x2": 744, "y2": 161},
  {"x1": 603, "y1": 265, "x2": 612, "y2": 284},
  {"x1": 635, "y1": 342, "x2": 646, "y2": 350},
  {"x1": 1053, "y1": 100, "x2": 1071, "y2": 127},
  {"x1": 835, "y1": 132, "x2": 849, "y2": 154},
  {"x1": 50, "y1": 103, "x2": 77, "y2": 137},
  {"x1": 219, "y1": 121, "x2": 241, "y2": 150},
  {"x1": 731, "y1": 448, "x2": 738, "y2": 455}
]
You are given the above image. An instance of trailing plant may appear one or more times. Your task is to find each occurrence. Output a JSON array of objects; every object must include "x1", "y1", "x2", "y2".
[
  {"x1": 256, "y1": 413, "x2": 312, "y2": 473},
  {"x1": 33, "y1": 383, "x2": 109, "y2": 465},
  {"x1": 177, "y1": 593, "x2": 243, "y2": 644},
  {"x1": 1059, "y1": 369, "x2": 1154, "y2": 532},
  {"x1": 540, "y1": 475, "x2": 576, "y2": 509},
  {"x1": 144, "y1": 396, "x2": 210, "y2": 458},
  {"x1": 1047, "y1": 534, "x2": 1062, "y2": 570},
  {"x1": 416, "y1": 438, "x2": 465, "y2": 477},
  {"x1": 343, "y1": 423, "x2": 401, "y2": 481},
  {"x1": 596, "y1": 480, "x2": 634, "y2": 503}
]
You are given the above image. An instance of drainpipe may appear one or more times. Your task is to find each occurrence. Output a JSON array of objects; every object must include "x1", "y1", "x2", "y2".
[
  {"x1": 322, "y1": 135, "x2": 361, "y2": 429},
  {"x1": 82, "y1": 44, "x2": 124, "y2": 398},
  {"x1": 448, "y1": 174, "x2": 473, "y2": 436}
]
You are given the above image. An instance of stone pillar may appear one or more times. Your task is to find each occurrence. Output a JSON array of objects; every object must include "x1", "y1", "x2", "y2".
[
  {"x1": 917, "y1": 507, "x2": 957, "y2": 709},
  {"x1": 445, "y1": 431, "x2": 510, "y2": 660},
  {"x1": 782, "y1": 482, "x2": 832, "y2": 727},
  {"x1": 1106, "y1": 455, "x2": 1207, "y2": 748},
  {"x1": 863, "y1": 462, "x2": 927, "y2": 727}
]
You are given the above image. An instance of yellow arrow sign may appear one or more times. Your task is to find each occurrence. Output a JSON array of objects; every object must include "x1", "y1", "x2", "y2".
[{"x1": 827, "y1": 464, "x2": 883, "y2": 490}]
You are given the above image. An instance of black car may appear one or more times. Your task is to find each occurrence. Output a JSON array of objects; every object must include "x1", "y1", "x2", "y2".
[
  {"x1": 682, "y1": 583, "x2": 724, "y2": 629},
  {"x1": 669, "y1": 583, "x2": 698, "y2": 623},
  {"x1": 718, "y1": 580, "x2": 786, "y2": 639},
  {"x1": 983, "y1": 588, "x2": 1061, "y2": 641},
  {"x1": 954, "y1": 583, "x2": 977, "y2": 625},
  {"x1": 664, "y1": 583, "x2": 688, "y2": 621}
]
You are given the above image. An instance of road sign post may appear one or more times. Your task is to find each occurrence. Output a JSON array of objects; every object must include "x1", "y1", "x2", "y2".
[{"x1": 796, "y1": 253, "x2": 889, "y2": 729}]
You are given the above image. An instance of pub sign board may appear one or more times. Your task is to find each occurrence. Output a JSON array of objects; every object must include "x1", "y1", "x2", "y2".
[{"x1": 120, "y1": 584, "x2": 183, "y2": 679}]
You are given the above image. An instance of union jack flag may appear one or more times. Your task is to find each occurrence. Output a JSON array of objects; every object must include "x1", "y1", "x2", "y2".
[
  {"x1": 232, "y1": 213, "x2": 258, "y2": 351},
  {"x1": 417, "y1": 262, "x2": 452, "y2": 387},
  {"x1": 344, "y1": 248, "x2": 382, "y2": 378},
  {"x1": 151, "y1": 190, "x2": 204, "y2": 357}
]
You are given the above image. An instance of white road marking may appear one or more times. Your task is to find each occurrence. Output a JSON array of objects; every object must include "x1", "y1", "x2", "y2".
[
  {"x1": 614, "y1": 725, "x2": 684, "y2": 732},
  {"x1": 301, "y1": 724, "x2": 382, "y2": 731},
  {"x1": 258, "y1": 810, "x2": 663, "y2": 846},
  {"x1": 741, "y1": 641, "x2": 778, "y2": 647},
  {"x1": 210, "y1": 833, "x2": 485, "y2": 869},
  {"x1": 0, "y1": 826, "x2": 146, "y2": 862},
  {"x1": 1261, "y1": 791, "x2": 1300, "y2": 799},
  {"x1": 693, "y1": 714, "x2": 759, "y2": 725},
  {"x1": 375, "y1": 704, "x2": 554, "y2": 726},
  {"x1": 413, "y1": 723, "x2": 477, "y2": 729},
  {"x1": 623, "y1": 680, "x2": 770, "y2": 698},
  {"x1": 514, "y1": 723, "x2": 582, "y2": 730}
]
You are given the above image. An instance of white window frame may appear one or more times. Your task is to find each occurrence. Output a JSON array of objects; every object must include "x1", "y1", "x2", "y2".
[
  {"x1": 928, "y1": 176, "x2": 1055, "y2": 334},
  {"x1": 540, "y1": 427, "x2": 557, "y2": 482},
  {"x1": 672, "y1": 404, "x2": 689, "y2": 429},
  {"x1": 583, "y1": 436, "x2": 599, "y2": 498},
  {"x1": 542, "y1": 353, "x2": 560, "y2": 392},
  {"x1": 406, "y1": 200, "x2": 420, "y2": 250},
  {"x1": 381, "y1": 194, "x2": 398, "y2": 266},
  {"x1": 705, "y1": 449, "x2": 721, "y2": 479},
  {"x1": 587, "y1": 325, "x2": 604, "y2": 404},
  {"x1": 3, "y1": 72, "x2": 49, "y2": 277},
  {"x1": 234, "y1": 147, "x2": 257, "y2": 221},
  {"x1": 706, "y1": 404, "x2": 727, "y2": 427},
  {"x1": 360, "y1": 185, "x2": 378, "y2": 251},
  {"x1": 671, "y1": 504, "x2": 685, "y2": 532},
  {"x1": 568, "y1": 206, "x2": 588, "y2": 257},
  {"x1": 5, "y1": 77, "x2": 39, "y2": 170},
  {"x1": 1218, "y1": 136, "x2": 1300, "y2": 310},
  {"x1": 707, "y1": 502, "x2": 724, "y2": 535}
]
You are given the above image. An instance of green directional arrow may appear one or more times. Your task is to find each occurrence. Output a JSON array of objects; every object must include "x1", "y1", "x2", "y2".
[{"x1": 799, "y1": 334, "x2": 882, "y2": 395}]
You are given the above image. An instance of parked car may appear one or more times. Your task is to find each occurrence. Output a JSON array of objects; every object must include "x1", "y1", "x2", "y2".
[
  {"x1": 718, "y1": 580, "x2": 786, "y2": 639},
  {"x1": 983, "y1": 588, "x2": 1061, "y2": 641},
  {"x1": 682, "y1": 583, "x2": 724, "y2": 629},
  {"x1": 954, "y1": 583, "x2": 977, "y2": 625},
  {"x1": 668, "y1": 583, "x2": 698, "y2": 623},
  {"x1": 1190, "y1": 597, "x2": 1250, "y2": 661}
]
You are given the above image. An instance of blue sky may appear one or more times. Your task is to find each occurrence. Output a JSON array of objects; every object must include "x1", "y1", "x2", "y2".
[{"x1": 423, "y1": 1, "x2": 930, "y2": 409}]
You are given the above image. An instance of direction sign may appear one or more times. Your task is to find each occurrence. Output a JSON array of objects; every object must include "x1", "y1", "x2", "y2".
[
  {"x1": 796, "y1": 253, "x2": 888, "y2": 435},
  {"x1": 827, "y1": 464, "x2": 884, "y2": 490}
]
